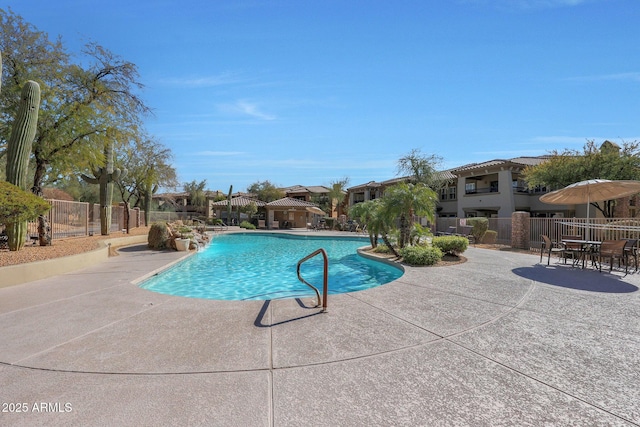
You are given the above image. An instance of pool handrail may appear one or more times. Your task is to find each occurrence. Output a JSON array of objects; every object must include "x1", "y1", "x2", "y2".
[{"x1": 296, "y1": 248, "x2": 328, "y2": 312}]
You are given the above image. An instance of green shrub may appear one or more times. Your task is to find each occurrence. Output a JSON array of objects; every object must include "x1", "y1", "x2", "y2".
[
  {"x1": 410, "y1": 223, "x2": 433, "y2": 245},
  {"x1": 400, "y1": 245, "x2": 443, "y2": 266},
  {"x1": 148, "y1": 222, "x2": 169, "y2": 249},
  {"x1": 373, "y1": 244, "x2": 393, "y2": 254},
  {"x1": 0, "y1": 181, "x2": 51, "y2": 224},
  {"x1": 433, "y1": 236, "x2": 468, "y2": 255},
  {"x1": 239, "y1": 220, "x2": 256, "y2": 230},
  {"x1": 466, "y1": 217, "x2": 489, "y2": 242},
  {"x1": 481, "y1": 230, "x2": 497, "y2": 244}
]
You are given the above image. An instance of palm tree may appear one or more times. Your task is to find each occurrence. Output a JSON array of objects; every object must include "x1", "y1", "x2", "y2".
[
  {"x1": 381, "y1": 183, "x2": 437, "y2": 249},
  {"x1": 328, "y1": 177, "x2": 349, "y2": 217},
  {"x1": 349, "y1": 200, "x2": 378, "y2": 248},
  {"x1": 349, "y1": 199, "x2": 399, "y2": 257},
  {"x1": 184, "y1": 180, "x2": 207, "y2": 214}
]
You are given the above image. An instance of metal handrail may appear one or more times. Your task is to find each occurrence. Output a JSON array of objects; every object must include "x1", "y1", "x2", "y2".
[{"x1": 296, "y1": 248, "x2": 328, "y2": 312}]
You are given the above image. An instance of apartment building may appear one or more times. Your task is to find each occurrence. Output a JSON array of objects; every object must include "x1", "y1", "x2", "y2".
[{"x1": 347, "y1": 156, "x2": 563, "y2": 219}]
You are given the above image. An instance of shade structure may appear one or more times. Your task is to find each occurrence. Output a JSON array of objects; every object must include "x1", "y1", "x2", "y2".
[
  {"x1": 209, "y1": 196, "x2": 266, "y2": 207},
  {"x1": 306, "y1": 206, "x2": 326, "y2": 216},
  {"x1": 539, "y1": 179, "x2": 640, "y2": 205},
  {"x1": 539, "y1": 179, "x2": 640, "y2": 240}
]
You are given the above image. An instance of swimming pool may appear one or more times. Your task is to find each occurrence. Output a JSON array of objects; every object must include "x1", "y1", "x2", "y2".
[{"x1": 139, "y1": 233, "x2": 403, "y2": 300}]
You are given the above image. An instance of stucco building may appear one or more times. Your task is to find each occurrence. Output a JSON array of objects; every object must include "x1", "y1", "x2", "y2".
[{"x1": 347, "y1": 156, "x2": 562, "y2": 219}]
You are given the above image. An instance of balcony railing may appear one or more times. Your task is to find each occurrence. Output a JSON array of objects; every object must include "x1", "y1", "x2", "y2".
[{"x1": 465, "y1": 187, "x2": 499, "y2": 195}]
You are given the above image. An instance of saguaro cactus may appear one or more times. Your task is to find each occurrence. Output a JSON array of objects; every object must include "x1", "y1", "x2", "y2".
[
  {"x1": 81, "y1": 139, "x2": 126, "y2": 235},
  {"x1": 227, "y1": 185, "x2": 233, "y2": 225},
  {"x1": 5, "y1": 80, "x2": 41, "y2": 251}
]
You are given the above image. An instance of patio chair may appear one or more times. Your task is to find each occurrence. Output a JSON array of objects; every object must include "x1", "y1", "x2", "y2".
[
  {"x1": 596, "y1": 240, "x2": 628, "y2": 274},
  {"x1": 540, "y1": 234, "x2": 563, "y2": 265},
  {"x1": 357, "y1": 223, "x2": 367, "y2": 235},
  {"x1": 459, "y1": 225, "x2": 475, "y2": 243},
  {"x1": 561, "y1": 235, "x2": 587, "y2": 267},
  {"x1": 623, "y1": 239, "x2": 638, "y2": 272}
]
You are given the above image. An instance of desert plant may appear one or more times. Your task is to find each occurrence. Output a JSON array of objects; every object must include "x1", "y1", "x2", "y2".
[
  {"x1": 432, "y1": 236, "x2": 469, "y2": 256},
  {"x1": 410, "y1": 222, "x2": 433, "y2": 245},
  {"x1": 381, "y1": 182, "x2": 437, "y2": 249},
  {"x1": 0, "y1": 181, "x2": 50, "y2": 225},
  {"x1": 373, "y1": 244, "x2": 393, "y2": 254},
  {"x1": 81, "y1": 137, "x2": 126, "y2": 235},
  {"x1": 226, "y1": 185, "x2": 233, "y2": 224},
  {"x1": 147, "y1": 222, "x2": 169, "y2": 249},
  {"x1": 5, "y1": 80, "x2": 41, "y2": 251},
  {"x1": 481, "y1": 230, "x2": 498, "y2": 244},
  {"x1": 239, "y1": 202, "x2": 258, "y2": 219},
  {"x1": 400, "y1": 245, "x2": 442, "y2": 266},
  {"x1": 239, "y1": 220, "x2": 256, "y2": 230},
  {"x1": 466, "y1": 217, "x2": 489, "y2": 242}
]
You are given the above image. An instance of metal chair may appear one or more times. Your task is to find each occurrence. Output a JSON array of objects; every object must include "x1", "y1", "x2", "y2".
[
  {"x1": 540, "y1": 234, "x2": 563, "y2": 265},
  {"x1": 561, "y1": 235, "x2": 586, "y2": 267},
  {"x1": 597, "y1": 240, "x2": 629, "y2": 274},
  {"x1": 623, "y1": 239, "x2": 638, "y2": 272}
]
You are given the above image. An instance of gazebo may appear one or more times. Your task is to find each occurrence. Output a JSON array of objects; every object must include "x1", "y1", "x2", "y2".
[
  {"x1": 265, "y1": 197, "x2": 326, "y2": 229},
  {"x1": 209, "y1": 196, "x2": 266, "y2": 225}
]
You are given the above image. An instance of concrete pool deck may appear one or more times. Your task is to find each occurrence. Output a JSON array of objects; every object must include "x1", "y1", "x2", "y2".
[{"x1": 1, "y1": 230, "x2": 639, "y2": 426}]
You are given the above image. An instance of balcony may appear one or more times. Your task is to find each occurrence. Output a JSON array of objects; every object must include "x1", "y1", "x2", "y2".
[{"x1": 465, "y1": 186, "x2": 499, "y2": 195}]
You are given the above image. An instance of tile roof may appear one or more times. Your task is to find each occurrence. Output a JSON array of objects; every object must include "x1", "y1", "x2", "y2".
[
  {"x1": 347, "y1": 180, "x2": 383, "y2": 191},
  {"x1": 281, "y1": 185, "x2": 331, "y2": 193},
  {"x1": 347, "y1": 156, "x2": 550, "y2": 190},
  {"x1": 266, "y1": 197, "x2": 321, "y2": 208},
  {"x1": 209, "y1": 196, "x2": 266, "y2": 207},
  {"x1": 451, "y1": 156, "x2": 549, "y2": 173}
]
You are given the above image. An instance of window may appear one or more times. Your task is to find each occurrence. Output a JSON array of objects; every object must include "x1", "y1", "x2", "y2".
[
  {"x1": 531, "y1": 185, "x2": 548, "y2": 193},
  {"x1": 448, "y1": 186, "x2": 456, "y2": 200},
  {"x1": 513, "y1": 179, "x2": 528, "y2": 192},
  {"x1": 490, "y1": 181, "x2": 499, "y2": 192},
  {"x1": 465, "y1": 182, "x2": 476, "y2": 194}
]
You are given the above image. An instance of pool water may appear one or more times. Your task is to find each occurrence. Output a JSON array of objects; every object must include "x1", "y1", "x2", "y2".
[{"x1": 139, "y1": 233, "x2": 403, "y2": 300}]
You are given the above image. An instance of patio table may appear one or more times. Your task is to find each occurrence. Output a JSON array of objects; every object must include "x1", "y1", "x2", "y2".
[{"x1": 561, "y1": 239, "x2": 602, "y2": 269}]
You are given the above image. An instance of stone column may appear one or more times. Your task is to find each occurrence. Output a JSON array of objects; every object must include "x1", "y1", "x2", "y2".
[{"x1": 511, "y1": 211, "x2": 530, "y2": 250}]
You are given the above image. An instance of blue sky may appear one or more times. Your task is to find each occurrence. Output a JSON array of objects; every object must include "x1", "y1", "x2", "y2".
[{"x1": 9, "y1": 0, "x2": 640, "y2": 192}]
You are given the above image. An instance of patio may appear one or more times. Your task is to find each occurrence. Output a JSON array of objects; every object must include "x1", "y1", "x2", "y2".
[{"x1": 0, "y1": 233, "x2": 639, "y2": 426}]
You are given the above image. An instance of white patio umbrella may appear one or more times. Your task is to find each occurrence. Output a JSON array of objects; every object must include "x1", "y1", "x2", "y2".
[{"x1": 539, "y1": 179, "x2": 640, "y2": 240}]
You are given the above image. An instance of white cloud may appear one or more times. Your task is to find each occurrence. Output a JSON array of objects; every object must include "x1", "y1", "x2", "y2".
[
  {"x1": 566, "y1": 72, "x2": 640, "y2": 83},
  {"x1": 158, "y1": 72, "x2": 246, "y2": 87},
  {"x1": 194, "y1": 151, "x2": 246, "y2": 156},
  {"x1": 530, "y1": 136, "x2": 593, "y2": 145},
  {"x1": 217, "y1": 100, "x2": 276, "y2": 121}
]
